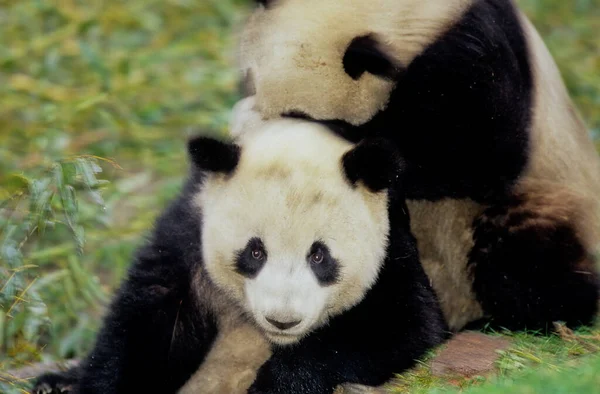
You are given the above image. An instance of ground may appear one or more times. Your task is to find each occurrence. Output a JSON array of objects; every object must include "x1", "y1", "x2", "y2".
[{"x1": 0, "y1": 0, "x2": 599, "y2": 393}]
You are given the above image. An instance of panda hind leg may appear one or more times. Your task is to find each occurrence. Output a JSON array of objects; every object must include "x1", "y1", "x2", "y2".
[{"x1": 468, "y1": 187, "x2": 600, "y2": 333}]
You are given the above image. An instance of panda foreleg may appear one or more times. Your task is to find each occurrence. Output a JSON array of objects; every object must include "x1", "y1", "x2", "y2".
[
  {"x1": 32, "y1": 255, "x2": 218, "y2": 394},
  {"x1": 248, "y1": 343, "x2": 402, "y2": 394},
  {"x1": 468, "y1": 189, "x2": 600, "y2": 332}
]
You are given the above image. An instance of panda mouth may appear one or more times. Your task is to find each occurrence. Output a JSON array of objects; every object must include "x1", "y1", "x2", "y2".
[
  {"x1": 262, "y1": 326, "x2": 305, "y2": 338},
  {"x1": 263, "y1": 330, "x2": 304, "y2": 345},
  {"x1": 266, "y1": 330, "x2": 297, "y2": 338},
  {"x1": 258, "y1": 322, "x2": 310, "y2": 344}
]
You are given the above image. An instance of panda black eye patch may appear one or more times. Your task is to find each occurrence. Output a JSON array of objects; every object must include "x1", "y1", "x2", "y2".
[
  {"x1": 235, "y1": 237, "x2": 267, "y2": 278},
  {"x1": 307, "y1": 241, "x2": 340, "y2": 286},
  {"x1": 343, "y1": 34, "x2": 400, "y2": 81}
]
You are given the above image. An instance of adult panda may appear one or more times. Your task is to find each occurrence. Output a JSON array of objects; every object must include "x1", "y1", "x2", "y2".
[
  {"x1": 32, "y1": 118, "x2": 448, "y2": 394},
  {"x1": 237, "y1": 0, "x2": 600, "y2": 331}
]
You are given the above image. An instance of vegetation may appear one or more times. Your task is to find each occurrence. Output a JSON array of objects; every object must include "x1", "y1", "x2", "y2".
[
  {"x1": 1, "y1": 0, "x2": 599, "y2": 393},
  {"x1": 388, "y1": 323, "x2": 600, "y2": 393}
]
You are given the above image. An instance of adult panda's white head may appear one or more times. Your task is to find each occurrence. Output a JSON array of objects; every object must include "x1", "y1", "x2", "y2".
[
  {"x1": 189, "y1": 119, "x2": 402, "y2": 345},
  {"x1": 238, "y1": 0, "x2": 473, "y2": 125}
]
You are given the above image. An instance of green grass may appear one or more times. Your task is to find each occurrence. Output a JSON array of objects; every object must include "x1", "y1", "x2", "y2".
[
  {"x1": 0, "y1": 0, "x2": 599, "y2": 393},
  {"x1": 0, "y1": 1, "x2": 250, "y2": 391},
  {"x1": 387, "y1": 322, "x2": 600, "y2": 393},
  {"x1": 394, "y1": 352, "x2": 600, "y2": 394},
  {"x1": 518, "y1": 0, "x2": 600, "y2": 142}
]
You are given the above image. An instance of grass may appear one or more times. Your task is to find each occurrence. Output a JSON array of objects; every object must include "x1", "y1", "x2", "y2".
[
  {"x1": 0, "y1": 1, "x2": 250, "y2": 391},
  {"x1": 387, "y1": 322, "x2": 600, "y2": 393},
  {"x1": 393, "y1": 352, "x2": 600, "y2": 394},
  {"x1": 0, "y1": 0, "x2": 599, "y2": 393}
]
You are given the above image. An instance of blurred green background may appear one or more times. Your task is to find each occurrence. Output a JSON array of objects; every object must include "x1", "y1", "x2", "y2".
[{"x1": 0, "y1": 0, "x2": 599, "y2": 392}]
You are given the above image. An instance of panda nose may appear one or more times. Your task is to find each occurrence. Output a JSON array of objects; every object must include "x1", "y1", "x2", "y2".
[{"x1": 265, "y1": 317, "x2": 302, "y2": 330}]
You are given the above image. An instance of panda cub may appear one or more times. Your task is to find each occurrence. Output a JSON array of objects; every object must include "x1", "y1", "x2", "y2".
[
  {"x1": 33, "y1": 118, "x2": 448, "y2": 394},
  {"x1": 238, "y1": 0, "x2": 600, "y2": 333}
]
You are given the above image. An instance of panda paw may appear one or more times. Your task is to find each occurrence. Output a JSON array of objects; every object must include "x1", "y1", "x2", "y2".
[
  {"x1": 248, "y1": 357, "x2": 331, "y2": 394},
  {"x1": 342, "y1": 137, "x2": 405, "y2": 192},
  {"x1": 31, "y1": 382, "x2": 72, "y2": 394},
  {"x1": 32, "y1": 382, "x2": 61, "y2": 394},
  {"x1": 31, "y1": 371, "x2": 77, "y2": 394},
  {"x1": 469, "y1": 191, "x2": 599, "y2": 331}
]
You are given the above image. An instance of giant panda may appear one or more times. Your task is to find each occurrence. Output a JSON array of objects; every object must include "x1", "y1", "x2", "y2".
[
  {"x1": 32, "y1": 117, "x2": 449, "y2": 394},
  {"x1": 236, "y1": 0, "x2": 600, "y2": 332}
]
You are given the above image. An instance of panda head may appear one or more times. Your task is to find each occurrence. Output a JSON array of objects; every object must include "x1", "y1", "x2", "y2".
[
  {"x1": 239, "y1": 0, "x2": 472, "y2": 126},
  {"x1": 190, "y1": 119, "x2": 402, "y2": 345}
]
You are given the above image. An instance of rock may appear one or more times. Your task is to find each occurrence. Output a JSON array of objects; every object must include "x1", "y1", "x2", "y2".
[{"x1": 430, "y1": 331, "x2": 511, "y2": 378}]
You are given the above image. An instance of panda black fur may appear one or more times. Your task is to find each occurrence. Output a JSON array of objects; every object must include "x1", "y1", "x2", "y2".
[
  {"x1": 32, "y1": 119, "x2": 449, "y2": 394},
  {"x1": 238, "y1": 0, "x2": 600, "y2": 332}
]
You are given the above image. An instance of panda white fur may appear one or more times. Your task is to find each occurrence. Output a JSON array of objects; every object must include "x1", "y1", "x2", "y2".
[
  {"x1": 32, "y1": 118, "x2": 448, "y2": 394},
  {"x1": 237, "y1": 0, "x2": 600, "y2": 332}
]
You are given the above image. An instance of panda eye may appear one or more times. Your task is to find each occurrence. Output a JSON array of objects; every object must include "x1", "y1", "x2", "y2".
[
  {"x1": 236, "y1": 237, "x2": 267, "y2": 278},
  {"x1": 307, "y1": 242, "x2": 339, "y2": 286},
  {"x1": 310, "y1": 250, "x2": 324, "y2": 264},
  {"x1": 251, "y1": 249, "x2": 264, "y2": 260}
]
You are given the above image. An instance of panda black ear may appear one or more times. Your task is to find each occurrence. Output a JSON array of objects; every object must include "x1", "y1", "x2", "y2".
[
  {"x1": 255, "y1": 0, "x2": 272, "y2": 7},
  {"x1": 187, "y1": 135, "x2": 240, "y2": 174},
  {"x1": 342, "y1": 138, "x2": 404, "y2": 192}
]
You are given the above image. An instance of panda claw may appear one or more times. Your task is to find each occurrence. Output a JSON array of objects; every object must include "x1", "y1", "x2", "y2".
[
  {"x1": 34, "y1": 382, "x2": 52, "y2": 394},
  {"x1": 32, "y1": 378, "x2": 74, "y2": 394}
]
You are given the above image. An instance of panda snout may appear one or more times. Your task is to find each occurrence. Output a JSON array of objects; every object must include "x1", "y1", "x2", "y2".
[{"x1": 265, "y1": 316, "x2": 302, "y2": 330}]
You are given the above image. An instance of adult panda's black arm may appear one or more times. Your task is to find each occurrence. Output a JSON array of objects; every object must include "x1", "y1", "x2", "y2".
[
  {"x1": 363, "y1": 0, "x2": 533, "y2": 203},
  {"x1": 32, "y1": 178, "x2": 218, "y2": 394},
  {"x1": 248, "y1": 196, "x2": 450, "y2": 394}
]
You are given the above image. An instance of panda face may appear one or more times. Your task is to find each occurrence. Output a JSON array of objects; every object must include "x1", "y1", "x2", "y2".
[
  {"x1": 239, "y1": 0, "x2": 473, "y2": 125},
  {"x1": 234, "y1": 237, "x2": 340, "y2": 345},
  {"x1": 194, "y1": 120, "x2": 391, "y2": 345}
]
